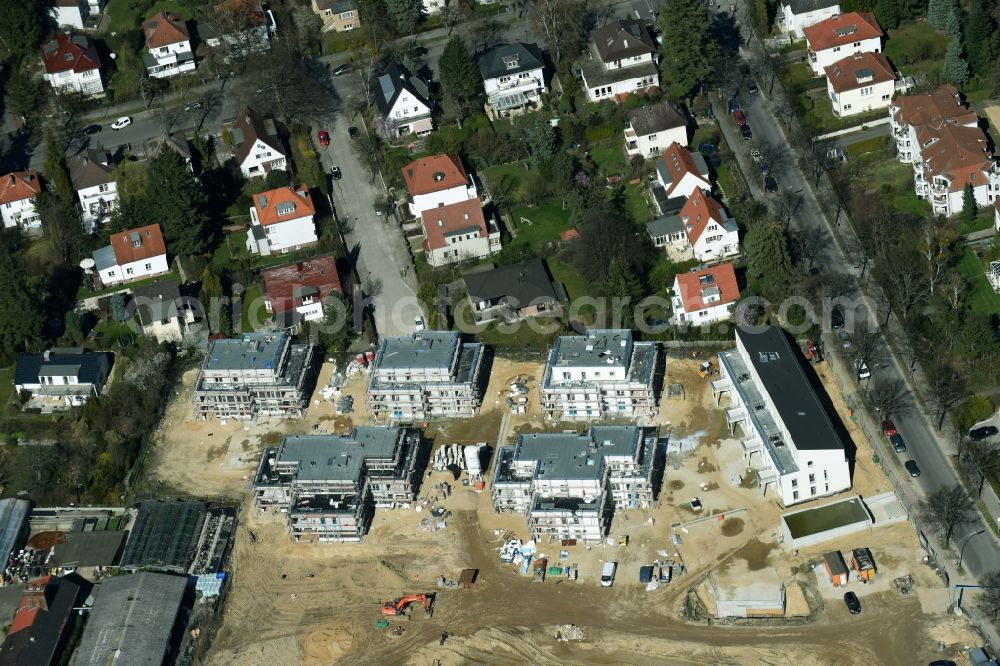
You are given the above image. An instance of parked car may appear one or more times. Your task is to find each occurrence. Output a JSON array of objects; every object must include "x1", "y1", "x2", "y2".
[
  {"x1": 734, "y1": 110, "x2": 747, "y2": 126},
  {"x1": 890, "y1": 433, "x2": 906, "y2": 453},
  {"x1": 905, "y1": 460, "x2": 921, "y2": 477},
  {"x1": 882, "y1": 419, "x2": 897, "y2": 436},
  {"x1": 81, "y1": 124, "x2": 101, "y2": 136},
  {"x1": 318, "y1": 130, "x2": 330, "y2": 147},
  {"x1": 844, "y1": 591, "x2": 862, "y2": 614},
  {"x1": 332, "y1": 63, "x2": 352, "y2": 76},
  {"x1": 750, "y1": 147, "x2": 762, "y2": 162},
  {"x1": 740, "y1": 124, "x2": 752, "y2": 140},
  {"x1": 330, "y1": 165, "x2": 342, "y2": 180},
  {"x1": 764, "y1": 175, "x2": 778, "y2": 193},
  {"x1": 600, "y1": 561, "x2": 617, "y2": 587},
  {"x1": 857, "y1": 360, "x2": 871, "y2": 380},
  {"x1": 414, "y1": 315, "x2": 426, "y2": 331},
  {"x1": 727, "y1": 97, "x2": 739, "y2": 113},
  {"x1": 110, "y1": 116, "x2": 132, "y2": 130},
  {"x1": 838, "y1": 329, "x2": 852, "y2": 349},
  {"x1": 348, "y1": 126, "x2": 360, "y2": 139},
  {"x1": 969, "y1": 425, "x2": 998, "y2": 441},
  {"x1": 184, "y1": 101, "x2": 203, "y2": 111},
  {"x1": 747, "y1": 80, "x2": 759, "y2": 94}
]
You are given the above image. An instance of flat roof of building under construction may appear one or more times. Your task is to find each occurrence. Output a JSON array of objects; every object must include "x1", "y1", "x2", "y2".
[
  {"x1": 551, "y1": 329, "x2": 633, "y2": 368},
  {"x1": 376, "y1": 331, "x2": 462, "y2": 371},
  {"x1": 203, "y1": 332, "x2": 288, "y2": 372},
  {"x1": 274, "y1": 427, "x2": 403, "y2": 482},
  {"x1": 509, "y1": 426, "x2": 645, "y2": 482}
]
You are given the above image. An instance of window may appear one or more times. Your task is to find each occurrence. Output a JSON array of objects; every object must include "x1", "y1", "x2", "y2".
[
  {"x1": 126, "y1": 267, "x2": 134, "y2": 275},
  {"x1": 844, "y1": 103, "x2": 852, "y2": 110},
  {"x1": 833, "y1": 46, "x2": 841, "y2": 52},
  {"x1": 339, "y1": 10, "x2": 354, "y2": 18},
  {"x1": 791, "y1": 479, "x2": 798, "y2": 488},
  {"x1": 98, "y1": 184, "x2": 109, "y2": 193},
  {"x1": 852, "y1": 41, "x2": 861, "y2": 47},
  {"x1": 808, "y1": 474, "x2": 815, "y2": 483},
  {"x1": 144, "y1": 263, "x2": 152, "y2": 270},
  {"x1": 648, "y1": 133, "x2": 657, "y2": 141},
  {"x1": 860, "y1": 86, "x2": 872, "y2": 96},
  {"x1": 807, "y1": 460, "x2": 814, "y2": 468},
  {"x1": 792, "y1": 490, "x2": 800, "y2": 500},
  {"x1": 498, "y1": 76, "x2": 511, "y2": 84},
  {"x1": 132, "y1": 240, "x2": 141, "y2": 248},
  {"x1": 823, "y1": 470, "x2": 828, "y2": 480},
  {"x1": 107, "y1": 270, "x2": 116, "y2": 278}
]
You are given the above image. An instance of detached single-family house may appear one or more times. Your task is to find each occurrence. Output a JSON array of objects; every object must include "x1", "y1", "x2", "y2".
[
  {"x1": 577, "y1": 19, "x2": 659, "y2": 103},
  {"x1": 477, "y1": 42, "x2": 546, "y2": 119},
  {"x1": 656, "y1": 142, "x2": 712, "y2": 200},
  {"x1": 803, "y1": 12, "x2": 883, "y2": 76},
  {"x1": 402, "y1": 154, "x2": 478, "y2": 218},
  {"x1": 41, "y1": 34, "x2": 104, "y2": 98},
  {"x1": 625, "y1": 103, "x2": 688, "y2": 158},
  {"x1": 131, "y1": 279, "x2": 195, "y2": 344},
  {"x1": 889, "y1": 85, "x2": 977, "y2": 164},
  {"x1": 0, "y1": 170, "x2": 42, "y2": 232},
  {"x1": 420, "y1": 199, "x2": 501, "y2": 267},
  {"x1": 825, "y1": 51, "x2": 895, "y2": 117},
  {"x1": 204, "y1": 0, "x2": 271, "y2": 61},
  {"x1": 232, "y1": 106, "x2": 287, "y2": 178},
  {"x1": 68, "y1": 149, "x2": 116, "y2": 231},
  {"x1": 312, "y1": 0, "x2": 359, "y2": 32},
  {"x1": 142, "y1": 134, "x2": 194, "y2": 172},
  {"x1": 51, "y1": 0, "x2": 88, "y2": 29},
  {"x1": 463, "y1": 258, "x2": 565, "y2": 323},
  {"x1": 672, "y1": 262, "x2": 740, "y2": 326},
  {"x1": 679, "y1": 190, "x2": 740, "y2": 262},
  {"x1": 246, "y1": 185, "x2": 319, "y2": 256},
  {"x1": 93, "y1": 223, "x2": 169, "y2": 286},
  {"x1": 780, "y1": 0, "x2": 841, "y2": 39},
  {"x1": 375, "y1": 63, "x2": 434, "y2": 139},
  {"x1": 142, "y1": 11, "x2": 197, "y2": 78},
  {"x1": 14, "y1": 348, "x2": 111, "y2": 408},
  {"x1": 262, "y1": 255, "x2": 343, "y2": 330}
]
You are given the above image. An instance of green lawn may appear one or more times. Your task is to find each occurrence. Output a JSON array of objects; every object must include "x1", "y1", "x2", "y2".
[
  {"x1": 884, "y1": 22, "x2": 948, "y2": 74},
  {"x1": 796, "y1": 94, "x2": 886, "y2": 135},
  {"x1": 958, "y1": 248, "x2": 1000, "y2": 316},
  {"x1": 589, "y1": 143, "x2": 628, "y2": 176},
  {"x1": 844, "y1": 136, "x2": 888, "y2": 158},
  {"x1": 483, "y1": 162, "x2": 529, "y2": 197},
  {"x1": 472, "y1": 317, "x2": 562, "y2": 349},
  {"x1": 91, "y1": 319, "x2": 137, "y2": 348},
  {"x1": 240, "y1": 283, "x2": 270, "y2": 332},
  {"x1": 108, "y1": 0, "x2": 192, "y2": 34},
  {"x1": 548, "y1": 257, "x2": 588, "y2": 300},
  {"x1": 783, "y1": 62, "x2": 825, "y2": 93},
  {"x1": 509, "y1": 198, "x2": 573, "y2": 245},
  {"x1": 624, "y1": 183, "x2": 653, "y2": 223},
  {"x1": 957, "y1": 208, "x2": 997, "y2": 236},
  {"x1": 76, "y1": 270, "x2": 180, "y2": 300}
]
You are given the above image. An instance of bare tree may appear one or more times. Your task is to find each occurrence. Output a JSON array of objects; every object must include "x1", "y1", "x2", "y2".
[
  {"x1": 533, "y1": 0, "x2": 588, "y2": 64},
  {"x1": 942, "y1": 273, "x2": 965, "y2": 311},
  {"x1": 204, "y1": 0, "x2": 270, "y2": 72},
  {"x1": 876, "y1": 255, "x2": 924, "y2": 320},
  {"x1": 866, "y1": 378, "x2": 911, "y2": 417},
  {"x1": 349, "y1": 40, "x2": 380, "y2": 107},
  {"x1": 918, "y1": 216, "x2": 956, "y2": 298},
  {"x1": 919, "y1": 485, "x2": 976, "y2": 547},
  {"x1": 961, "y1": 439, "x2": 1000, "y2": 498},
  {"x1": 851, "y1": 329, "x2": 889, "y2": 378},
  {"x1": 237, "y1": 43, "x2": 340, "y2": 123},
  {"x1": 788, "y1": 228, "x2": 823, "y2": 273},
  {"x1": 923, "y1": 357, "x2": 967, "y2": 430},
  {"x1": 977, "y1": 571, "x2": 1000, "y2": 622},
  {"x1": 461, "y1": 15, "x2": 504, "y2": 55}
]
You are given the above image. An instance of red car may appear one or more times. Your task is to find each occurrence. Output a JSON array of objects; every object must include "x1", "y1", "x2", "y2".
[
  {"x1": 318, "y1": 130, "x2": 330, "y2": 147},
  {"x1": 734, "y1": 110, "x2": 747, "y2": 126},
  {"x1": 881, "y1": 419, "x2": 897, "y2": 436}
]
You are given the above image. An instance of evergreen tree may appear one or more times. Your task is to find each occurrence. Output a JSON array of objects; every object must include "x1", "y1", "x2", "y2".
[
  {"x1": 659, "y1": 0, "x2": 720, "y2": 101},
  {"x1": 0, "y1": 233, "x2": 42, "y2": 362},
  {"x1": 927, "y1": 0, "x2": 952, "y2": 29},
  {"x1": 43, "y1": 130, "x2": 74, "y2": 208},
  {"x1": 384, "y1": 0, "x2": 422, "y2": 34},
  {"x1": 5, "y1": 70, "x2": 39, "y2": 119},
  {"x1": 961, "y1": 184, "x2": 978, "y2": 225},
  {"x1": 944, "y1": 0, "x2": 962, "y2": 38},
  {"x1": 873, "y1": 0, "x2": 900, "y2": 29},
  {"x1": 438, "y1": 37, "x2": 483, "y2": 127},
  {"x1": 519, "y1": 114, "x2": 558, "y2": 163},
  {"x1": 606, "y1": 255, "x2": 644, "y2": 327},
  {"x1": 963, "y1": 2, "x2": 997, "y2": 77},
  {"x1": 942, "y1": 35, "x2": 969, "y2": 86},
  {"x1": 745, "y1": 221, "x2": 793, "y2": 303},
  {"x1": 148, "y1": 151, "x2": 212, "y2": 256},
  {"x1": 0, "y1": 1, "x2": 44, "y2": 61}
]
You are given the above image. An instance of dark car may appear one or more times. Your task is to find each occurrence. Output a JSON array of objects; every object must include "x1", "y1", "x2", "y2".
[
  {"x1": 184, "y1": 101, "x2": 203, "y2": 111},
  {"x1": 831, "y1": 304, "x2": 845, "y2": 329},
  {"x1": 905, "y1": 460, "x2": 921, "y2": 477},
  {"x1": 764, "y1": 175, "x2": 778, "y2": 193},
  {"x1": 890, "y1": 433, "x2": 906, "y2": 453},
  {"x1": 747, "y1": 80, "x2": 759, "y2": 94},
  {"x1": 740, "y1": 124, "x2": 752, "y2": 140},
  {"x1": 882, "y1": 419, "x2": 897, "y2": 436},
  {"x1": 734, "y1": 110, "x2": 747, "y2": 126},
  {"x1": 330, "y1": 165, "x2": 342, "y2": 180},
  {"x1": 727, "y1": 97, "x2": 739, "y2": 114},
  {"x1": 348, "y1": 126, "x2": 360, "y2": 140},
  {"x1": 332, "y1": 63, "x2": 352, "y2": 76},
  {"x1": 969, "y1": 425, "x2": 998, "y2": 441},
  {"x1": 81, "y1": 124, "x2": 102, "y2": 136},
  {"x1": 844, "y1": 591, "x2": 862, "y2": 614}
]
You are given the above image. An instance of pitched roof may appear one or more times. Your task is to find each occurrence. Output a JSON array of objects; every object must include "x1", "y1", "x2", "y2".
[
  {"x1": 658, "y1": 142, "x2": 710, "y2": 196},
  {"x1": 645, "y1": 214, "x2": 684, "y2": 238},
  {"x1": 824, "y1": 51, "x2": 894, "y2": 93},
  {"x1": 14, "y1": 350, "x2": 110, "y2": 387},
  {"x1": 402, "y1": 154, "x2": 469, "y2": 196},
  {"x1": 918, "y1": 122, "x2": 995, "y2": 193},
  {"x1": 67, "y1": 149, "x2": 114, "y2": 190},
  {"x1": 463, "y1": 258, "x2": 561, "y2": 307},
  {"x1": 40, "y1": 34, "x2": 101, "y2": 75},
  {"x1": 252, "y1": 185, "x2": 315, "y2": 225},
  {"x1": 0, "y1": 170, "x2": 41, "y2": 204},
  {"x1": 803, "y1": 12, "x2": 882, "y2": 52},
  {"x1": 420, "y1": 199, "x2": 488, "y2": 251},
  {"x1": 231, "y1": 106, "x2": 284, "y2": 166},
  {"x1": 0, "y1": 575, "x2": 88, "y2": 666},
  {"x1": 628, "y1": 103, "x2": 686, "y2": 137},
  {"x1": 784, "y1": 0, "x2": 841, "y2": 14},
  {"x1": 143, "y1": 11, "x2": 190, "y2": 48},
  {"x1": 675, "y1": 262, "x2": 740, "y2": 313},
  {"x1": 891, "y1": 84, "x2": 976, "y2": 128},
  {"x1": 591, "y1": 19, "x2": 656, "y2": 62},
  {"x1": 131, "y1": 279, "x2": 183, "y2": 326},
  {"x1": 679, "y1": 189, "x2": 727, "y2": 245},
  {"x1": 477, "y1": 42, "x2": 544, "y2": 81},
  {"x1": 110, "y1": 223, "x2": 167, "y2": 264},
  {"x1": 262, "y1": 255, "x2": 343, "y2": 314},
  {"x1": 374, "y1": 63, "x2": 431, "y2": 115},
  {"x1": 143, "y1": 134, "x2": 192, "y2": 162}
]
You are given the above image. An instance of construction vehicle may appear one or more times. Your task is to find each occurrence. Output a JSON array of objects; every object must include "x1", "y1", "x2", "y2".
[
  {"x1": 698, "y1": 362, "x2": 716, "y2": 379},
  {"x1": 378, "y1": 593, "x2": 434, "y2": 618}
]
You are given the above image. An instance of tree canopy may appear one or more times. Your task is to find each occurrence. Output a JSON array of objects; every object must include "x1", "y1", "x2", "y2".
[
  {"x1": 439, "y1": 37, "x2": 483, "y2": 126},
  {"x1": 744, "y1": 221, "x2": 793, "y2": 303},
  {"x1": 659, "y1": 0, "x2": 719, "y2": 101}
]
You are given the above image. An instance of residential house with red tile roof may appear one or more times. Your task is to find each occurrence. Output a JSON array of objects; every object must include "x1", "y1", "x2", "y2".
[
  {"x1": 262, "y1": 255, "x2": 343, "y2": 329},
  {"x1": 0, "y1": 170, "x2": 42, "y2": 232},
  {"x1": 402, "y1": 154, "x2": 478, "y2": 217},
  {"x1": 889, "y1": 85, "x2": 978, "y2": 164},
  {"x1": 679, "y1": 190, "x2": 740, "y2": 262},
  {"x1": 231, "y1": 106, "x2": 287, "y2": 178},
  {"x1": 420, "y1": 199, "x2": 500, "y2": 267},
  {"x1": 246, "y1": 185, "x2": 318, "y2": 256},
  {"x1": 911, "y1": 122, "x2": 1000, "y2": 217},
  {"x1": 577, "y1": 19, "x2": 659, "y2": 102},
  {"x1": 672, "y1": 263, "x2": 740, "y2": 326},
  {"x1": 804, "y1": 12, "x2": 882, "y2": 75},
  {"x1": 655, "y1": 142, "x2": 712, "y2": 200},
  {"x1": 824, "y1": 51, "x2": 895, "y2": 117},
  {"x1": 40, "y1": 34, "x2": 104, "y2": 97},
  {"x1": 143, "y1": 11, "x2": 196, "y2": 78},
  {"x1": 93, "y1": 223, "x2": 169, "y2": 286}
]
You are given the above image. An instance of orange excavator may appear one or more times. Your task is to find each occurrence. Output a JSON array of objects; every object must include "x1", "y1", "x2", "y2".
[{"x1": 379, "y1": 593, "x2": 434, "y2": 618}]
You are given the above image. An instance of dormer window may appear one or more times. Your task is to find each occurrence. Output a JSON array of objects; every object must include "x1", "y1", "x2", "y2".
[
  {"x1": 133, "y1": 240, "x2": 141, "y2": 247},
  {"x1": 276, "y1": 202, "x2": 295, "y2": 215},
  {"x1": 503, "y1": 55, "x2": 519, "y2": 70},
  {"x1": 64, "y1": 53, "x2": 74, "y2": 61}
]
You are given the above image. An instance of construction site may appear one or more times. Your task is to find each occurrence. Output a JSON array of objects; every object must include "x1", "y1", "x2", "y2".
[{"x1": 144, "y1": 354, "x2": 989, "y2": 665}]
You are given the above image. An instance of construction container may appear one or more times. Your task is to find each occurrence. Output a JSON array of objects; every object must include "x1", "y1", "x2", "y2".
[{"x1": 823, "y1": 550, "x2": 849, "y2": 587}]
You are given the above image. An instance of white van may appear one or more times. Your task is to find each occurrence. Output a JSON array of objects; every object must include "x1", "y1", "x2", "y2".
[{"x1": 600, "y1": 561, "x2": 617, "y2": 587}]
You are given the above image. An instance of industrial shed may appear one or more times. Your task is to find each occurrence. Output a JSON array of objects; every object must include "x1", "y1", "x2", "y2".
[{"x1": 121, "y1": 500, "x2": 207, "y2": 573}]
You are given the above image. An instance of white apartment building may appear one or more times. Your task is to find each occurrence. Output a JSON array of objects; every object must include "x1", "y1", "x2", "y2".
[
  {"x1": 713, "y1": 326, "x2": 851, "y2": 506},
  {"x1": 825, "y1": 51, "x2": 895, "y2": 118},
  {"x1": 142, "y1": 11, "x2": 197, "y2": 78},
  {"x1": 246, "y1": 185, "x2": 319, "y2": 256},
  {"x1": 0, "y1": 170, "x2": 42, "y2": 232},
  {"x1": 40, "y1": 34, "x2": 104, "y2": 98},
  {"x1": 578, "y1": 19, "x2": 659, "y2": 102},
  {"x1": 68, "y1": 149, "x2": 117, "y2": 231},
  {"x1": 402, "y1": 154, "x2": 479, "y2": 218},
  {"x1": 625, "y1": 103, "x2": 688, "y2": 158},
  {"x1": 367, "y1": 331, "x2": 486, "y2": 422},
  {"x1": 672, "y1": 263, "x2": 740, "y2": 326},
  {"x1": 492, "y1": 426, "x2": 662, "y2": 543},
  {"x1": 477, "y1": 42, "x2": 546, "y2": 119},
  {"x1": 93, "y1": 224, "x2": 170, "y2": 286},
  {"x1": 375, "y1": 63, "x2": 434, "y2": 139},
  {"x1": 889, "y1": 85, "x2": 976, "y2": 164},
  {"x1": 803, "y1": 11, "x2": 883, "y2": 76},
  {"x1": 540, "y1": 329, "x2": 660, "y2": 421},
  {"x1": 780, "y1": 0, "x2": 841, "y2": 39},
  {"x1": 421, "y1": 198, "x2": 501, "y2": 267}
]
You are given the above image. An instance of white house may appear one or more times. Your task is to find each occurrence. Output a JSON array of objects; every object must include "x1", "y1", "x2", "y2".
[
  {"x1": 625, "y1": 103, "x2": 688, "y2": 158},
  {"x1": 14, "y1": 348, "x2": 111, "y2": 408},
  {"x1": 477, "y1": 42, "x2": 546, "y2": 119},
  {"x1": 232, "y1": 106, "x2": 287, "y2": 178},
  {"x1": 402, "y1": 154, "x2": 478, "y2": 218},
  {"x1": 246, "y1": 185, "x2": 319, "y2": 256},
  {"x1": 204, "y1": 0, "x2": 272, "y2": 61},
  {"x1": 911, "y1": 122, "x2": 1000, "y2": 217},
  {"x1": 578, "y1": 19, "x2": 658, "y2": 102},
  {"x1": 93, "y1": 223, "x2": 170, "y2": 286},
  {"x1": 262, "y1": 255, "x2": 343, "y2": 330},
  {"x1": 40, "y1": 34, "x2": 104, "y2": 98},
  {"x1": 780, "y1": 0, "x2": 841, "y2": 39},
  {"x1": 825, "y1": 51, "x2": 895, "y2": 117},
  {"x1": 679, "y1": 189, "x2": 740, "y2": 262},
  {"x1": 142, "y1": 11, "x2": 197, "y2": 78},
  {"x1": 51, "y1": 0, "x2": 88, "y2": 29},
  {"x1": 715, "y1": 326, "x2": 852, "y2": 506},
  {"x1": 672, "y1": 263, "x2": 740, "y2": 326},
  {"x1": 374, "y1": 63, "x2": 434, "y2": 139},
  {"x1": 68, "y1": 149, "x2": 117, "y2": 231},
  {"x1": 656, "y1": 142, "x2": 712, "y2": 200},
  {"x1": 803, "y1": 12, "x2": 882, "y2": 76},
  {"x1": 131, "y1": 279, "x2": 195, "y2": 344},
  {"x1": 889, "y1": 85, "x2": 977, "y2": 164},
  {"x1": 421, "y1": 198, "x2": 501, "y2": 267},
  {"x1": 0, "y1": 170, "x2": 42, "y2": 232}
]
